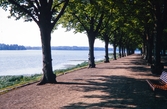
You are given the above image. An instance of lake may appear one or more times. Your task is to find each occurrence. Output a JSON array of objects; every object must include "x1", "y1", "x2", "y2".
[{"x1": 0, "y1": 50, "x2": 109, "y2": 76}]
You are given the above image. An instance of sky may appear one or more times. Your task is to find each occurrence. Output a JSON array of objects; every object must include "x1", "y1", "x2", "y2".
[{"x1": 0, "y1": 8, "x2": 111, "y2": 48}]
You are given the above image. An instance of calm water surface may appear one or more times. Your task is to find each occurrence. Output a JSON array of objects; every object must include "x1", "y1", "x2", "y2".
[{"x1": 0, "y1": 50, "x2": 108, "y2": 76}]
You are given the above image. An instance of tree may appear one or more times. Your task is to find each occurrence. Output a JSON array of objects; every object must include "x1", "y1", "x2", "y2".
[
  {"x1": 0, "y1": 0, "x2": 69, "y2": 84},
  {"x1": 149, "y1": 0, "x2": 167, "y2": 74},
  {"x1": 103, "y1": 0, "x2": 143, "y2": 58},
  {"x1": 121, "y1": 0, "x2": 167, "y2": 74},
  {"x1": 134, "y1": 0, "x2": 167, "y2": 74},
  {"x1": 60, "y1": 0, "x2": 106, "y2": 68},
  {"x1": 98, "y1": 1, "x2": 116, "y2": 62}
]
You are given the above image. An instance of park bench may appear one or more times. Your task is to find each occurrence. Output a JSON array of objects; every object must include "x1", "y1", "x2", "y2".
[{"x1": 146, "y1": 71, "x2": 167, "y2": 91}]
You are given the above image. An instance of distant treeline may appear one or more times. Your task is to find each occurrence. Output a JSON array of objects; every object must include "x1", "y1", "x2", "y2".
[
  {"x1": 26, "y1": 46, "x2": 113, "y2": 51},
  {"x1": 0, "y1": 43, "x2": 26, "y2": 50},
  {"x1": 0, "y1": 44, "x2": 112, "y2": 51}
]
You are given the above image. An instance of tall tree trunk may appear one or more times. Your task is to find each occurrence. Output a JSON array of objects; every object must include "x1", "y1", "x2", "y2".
[
  {"x1": 142, "y1": 33, "x2": 147, "y2": 59},
  {"x1": 118, "y1": 36, "x2": 122, "y2": 58},
  {"x1": 147, "y1": 31, "x2": 153, "y2": 64},
  {"x1": 121, "y1": 46, "x2": 124, "y2": 57},
  {"x1": 150, "y1": 1, "x2": 167, "y2": 74},
  {"x1": 127, "y1": 45, "x2": 130, "y2": 55},
  {"x1": 104, "y1": 35, "x2": 109, "y2": 63},
  {"x1": 119, "y1": 46, "x2": 121, "y2": 58},
  {"x1": 113, "y1": 41, "x2": 117, "y2": 60},
  {"x1": 124, "y1": 47, "x2": 126, "y2": 56},
  {"x1": 88, "y1": 33, "x2": 96, "y2": 68},
  {"x1": 38, "y1": 26, "x2": 56, "y2": 85},
  {"x1": 152, "y1": 23, "x2": 163, "y2": 75}
]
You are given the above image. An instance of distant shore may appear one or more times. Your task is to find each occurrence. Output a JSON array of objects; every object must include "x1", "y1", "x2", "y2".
[
  {"x1": 0, "y1": 43, "x2": 113, "y2": 51},
  {"x1": 26, "y1": 46, "x2": 113, "y2": 51}
]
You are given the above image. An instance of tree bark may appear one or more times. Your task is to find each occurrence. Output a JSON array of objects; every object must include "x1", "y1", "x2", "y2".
[
  {"x1": 151, "y1": 23, "x2": 163, "y2": 75},
  {"x1": 142, "y1": 33, "x2": 146, "y2": 58},
  {"x1": 121, "y1": 47, "x2": 124, "y2": 57},
  {"x1": 151, "y1": 2, "x2": 165, "y2": 75},
  {"x1": 38, "y1": 26, "x2": 57, "y2": 85},
  {"x1": 127, "y1": 45, "x2": 130, "y2": 55},
  {"x1": 147, "y1": 30, "x2": 153, "y2": 64},
  {"x1": 119, "y1": 46, "x2": 121, "y2": 58},
  {"x1": 104, "y1": 35, "x2": 109, "y2": 63},
  {"x1": 118, "y1": 36, "x2": 122, "y2": 58},
  {"x1": 113, "y1": 41, "x2": 117, "y2": 60},
  {"x1": 88, "y1": 33, "x2": 96, "y2": 68}
]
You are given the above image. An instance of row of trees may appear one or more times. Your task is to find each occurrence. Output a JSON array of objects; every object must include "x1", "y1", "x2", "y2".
[
  {"x1": 0, "y1": 43, "x2": 26, "y2": 50},
  {"x1": 0, "y1": 0, "x2": 167, "y2": 84}
]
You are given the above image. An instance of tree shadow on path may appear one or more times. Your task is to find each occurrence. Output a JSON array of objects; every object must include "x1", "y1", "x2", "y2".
[
  {"x1": 60, "y1": 55, "x2": 167, "y2": 109},
  {"x1": 61, "y1": 75, "x2": 167, "y2": 109}
]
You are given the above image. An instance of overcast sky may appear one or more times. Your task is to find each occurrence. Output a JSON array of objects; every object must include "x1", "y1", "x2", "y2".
[{"x1": 0, "y1": 8, "x2": 112, "y2": 47}]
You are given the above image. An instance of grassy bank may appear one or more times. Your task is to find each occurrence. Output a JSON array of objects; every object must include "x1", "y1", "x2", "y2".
[
  {"x1": 0, "y1": 74, "x2": 42, "y2": 94},
  {"x1": 0, "y1": 55, "x2": 115, "y2": 95},
  {"x1": 0, "y1": 61, "x2": 90, "y2": 94}
]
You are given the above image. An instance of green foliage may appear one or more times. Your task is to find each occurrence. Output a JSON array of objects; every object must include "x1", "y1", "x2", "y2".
[
  {"x1": 60, "y1": 0, "x2": 109, "y2": 34},
  {"x1": 1, "y1": 0, "x2": 166, "y2": 52},
  {"x1": 0, "y1": 74, "x2": 42, "y2": 90},
  {"x1": 1, "y1": 0, "x2": 69, "y2": 29}
]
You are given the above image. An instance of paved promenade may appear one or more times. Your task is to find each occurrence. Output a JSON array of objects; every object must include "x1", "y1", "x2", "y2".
[{"x1": 0, "y1": 54, "x2": 167, "y2": 109}]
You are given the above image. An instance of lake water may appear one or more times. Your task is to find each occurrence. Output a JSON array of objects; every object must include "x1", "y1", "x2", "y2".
[{"x1": 0, "y1": 50, "x2": 108, "y2": 76}]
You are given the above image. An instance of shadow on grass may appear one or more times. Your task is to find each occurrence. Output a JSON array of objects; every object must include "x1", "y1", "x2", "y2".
[{"x1": 61, "y1": 75, "x2": 167, "y2": 109}]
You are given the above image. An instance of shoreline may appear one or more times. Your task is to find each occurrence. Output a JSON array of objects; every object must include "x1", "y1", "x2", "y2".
[
  {"x1": 0, "y1": 50, "x2": 107, "y2": 76},
  {"x1": 0, "y1": 59, "x2": 104, "y2": 94},
  {"x1": 0, "y1": 52, "x2": 119, "y2": 94}
]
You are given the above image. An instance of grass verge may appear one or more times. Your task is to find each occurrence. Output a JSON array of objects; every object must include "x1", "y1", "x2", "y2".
[
  {"x1": 0, "y1": 74, "x2": 42, "y2": 94},
  {"x1": 0, "y1": 56, "x2": 116, "y2": 95},
  {"x1": 0, "y1": 61, "x2": 89, "y2": 94}
]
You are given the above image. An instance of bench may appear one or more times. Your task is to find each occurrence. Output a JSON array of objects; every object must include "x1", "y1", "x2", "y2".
[{"x1": 146, "y1": 71, "x2": 167, "y2": 91}]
